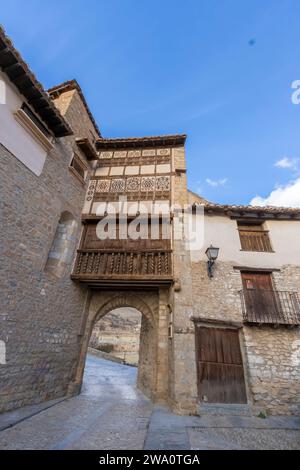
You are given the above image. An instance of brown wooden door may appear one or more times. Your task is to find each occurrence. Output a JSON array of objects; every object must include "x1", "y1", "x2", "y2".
[
  {"x1": 242, "y1": 271, "x2": 273, "y2": 290},
  {"x1": 196, "y1": 327, "x2": 247, "y2": 404},
  {"x1": 241, "y1": 272, "x2": 280, "y2": 322}
]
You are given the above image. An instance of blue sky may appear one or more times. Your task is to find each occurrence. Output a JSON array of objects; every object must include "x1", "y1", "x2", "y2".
[{"x1": 2, "y1": 0, "x2": 300, "y2": 206}]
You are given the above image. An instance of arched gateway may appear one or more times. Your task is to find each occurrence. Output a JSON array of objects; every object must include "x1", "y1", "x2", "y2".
[{"x1": 70, "y1": 290, "x2": 167, "y2": 401}]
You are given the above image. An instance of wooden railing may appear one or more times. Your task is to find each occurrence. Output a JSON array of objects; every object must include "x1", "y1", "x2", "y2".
[
  {"x1": 71, "y1": 249, "x2": 172, "y2": 281},
  {"x1": 239, "y1": 230, "x2": 273, "y2": 252},
  {"x1": 239, "y1": 288, "x2": 300, "y2": 325}
]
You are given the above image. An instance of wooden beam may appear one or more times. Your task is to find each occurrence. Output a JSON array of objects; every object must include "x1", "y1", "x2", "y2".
[
  {"x1": 233, "y1": 265, "x2": 280, "y2": 272},
  {"x1": 0, "y1": 46, "x2": 9, "y2": 60},
  {"x1": 2, "y1": 62, "x2": 20, "y2": 74},
  {"x1": 191, "y1": 317, "x2": 243, "y2": 329}
]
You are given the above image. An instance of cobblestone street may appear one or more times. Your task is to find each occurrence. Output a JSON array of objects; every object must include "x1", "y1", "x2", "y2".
[{"x1": 0, "y1": 354, "x2": 299, "y2": 450}]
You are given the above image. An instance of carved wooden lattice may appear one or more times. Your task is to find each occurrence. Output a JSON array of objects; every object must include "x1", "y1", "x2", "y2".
[{"x1": 74, "y1": 250, "x2": 172, "y2": 277}]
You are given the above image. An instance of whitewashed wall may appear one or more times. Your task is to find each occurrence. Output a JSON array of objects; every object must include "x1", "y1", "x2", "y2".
[
  {"x1": 0, "y1": 71, "x2": 48, "y2": 176},
  {"x1": 190, "y1": 212, "x2": 300, "y2": 268}
]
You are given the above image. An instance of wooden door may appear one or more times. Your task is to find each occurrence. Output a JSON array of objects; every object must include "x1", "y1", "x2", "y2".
[
  {"x1": 196, "y1": 327, "x2": 247, "y2": 404},
  {"x1": 241, "y1": 272, "x2": 280, "y2": 322}
]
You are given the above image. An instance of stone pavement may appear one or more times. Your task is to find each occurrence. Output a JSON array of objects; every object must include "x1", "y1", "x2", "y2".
[{"x1": 0, "y1": 354, "x2": 299, "y2": 450}]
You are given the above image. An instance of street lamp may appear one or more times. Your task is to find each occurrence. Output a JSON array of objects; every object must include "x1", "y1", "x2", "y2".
[{"x1": 205, "y1": 245, "x2": 219, "y2": 278}]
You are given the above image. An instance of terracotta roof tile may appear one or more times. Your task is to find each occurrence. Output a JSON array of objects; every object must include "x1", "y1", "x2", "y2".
[
  {"x1": 96, "y1": 134, "x2": 186, "y2": 149},
  {"x1": 193, "y1": 200, "x2": 300, "y2": 216},
  {"x1": 188, "y1": 190, "x2": 300, "y2": 215}
]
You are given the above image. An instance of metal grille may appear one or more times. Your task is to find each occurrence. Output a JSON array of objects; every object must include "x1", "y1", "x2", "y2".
[{"x1": 239, "y1": 288, "x2": 300, "y2": 325}]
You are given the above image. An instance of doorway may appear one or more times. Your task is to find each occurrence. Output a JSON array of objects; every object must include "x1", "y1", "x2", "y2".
[
  {"x1": 70, "y1": 290, "x2": 169, "y2": 403},
  {"x1": 195, "y1": 326, "x2": 247, "y2": 404},
  {"x1": 241, "y1": 271, "x2": 280, "y2": 322}
]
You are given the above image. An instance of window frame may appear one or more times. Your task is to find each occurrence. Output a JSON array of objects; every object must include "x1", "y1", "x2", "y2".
[
  {"x1": 69, "y1": 153, "x2": 88, "y2": 184},
  {"x1": 237, "y1": 220, "x2": 274, "y2": 253}
]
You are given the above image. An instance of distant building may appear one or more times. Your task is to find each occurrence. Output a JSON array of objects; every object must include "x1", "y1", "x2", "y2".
[{"x1": 89, "y1": 307, "x2": 141, "y2": 366}]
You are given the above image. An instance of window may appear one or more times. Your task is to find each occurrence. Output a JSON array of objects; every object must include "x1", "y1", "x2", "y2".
[
  {"x1": 239, "y1": 271, "x2": 300, "y2": 325},
  {"x1": 69, "y1": 153, "x2": 87, "y2": 183},
  {"x1": 237, "y1": 221, "x2": 273, "y2": 252},
  {"x1": 241, "y1": 271, "x2": 279, "y2": 322}
]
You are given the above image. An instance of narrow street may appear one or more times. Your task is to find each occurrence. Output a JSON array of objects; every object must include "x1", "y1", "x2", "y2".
[{"x1": 0, "y1": 354, "x2": 299, "y2": 450}]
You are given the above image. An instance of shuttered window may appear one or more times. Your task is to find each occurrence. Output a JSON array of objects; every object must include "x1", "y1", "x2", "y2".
[
  {"x1": 69, "y1": 154, "x2": 87, "y2": 182},
  {"x1": 237, "y1": 221, "x2": 273, "y2": 252}
]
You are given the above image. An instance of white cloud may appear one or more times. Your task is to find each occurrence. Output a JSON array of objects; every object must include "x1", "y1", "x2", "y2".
[
  {"x1": 274, "y1": 157, "x2": 299, "y2": 171},
  {"x1": 206, "y1": 177, "x2": 228, "y2": 187},
  {"x1": 250, "y1": 178, "x2": 300, "y2": 208}
]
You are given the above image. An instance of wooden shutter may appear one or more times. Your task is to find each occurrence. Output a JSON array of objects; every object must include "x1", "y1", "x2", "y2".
[
  {"x1": 238, "y1": 223, "x2": 272, "y2": 252},
  {"x1": 70, "y1": 154, "x2": 86, "y2": 181},
  {"x1": 241, "y1": 272, "x2": 280, "y2": 322}
]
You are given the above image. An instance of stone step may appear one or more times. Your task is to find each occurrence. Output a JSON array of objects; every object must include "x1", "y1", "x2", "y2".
[{"x1": 198, "y1": 403, "x2": 254, "y2": 417}]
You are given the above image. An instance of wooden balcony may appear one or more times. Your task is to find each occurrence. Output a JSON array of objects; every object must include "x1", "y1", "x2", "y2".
[
  {"x1": 239, "y1": 288, "x2": 300, "y2": 326},
  {"x1": 71, "y1": 249, "x2": 173, "y2": 287}
]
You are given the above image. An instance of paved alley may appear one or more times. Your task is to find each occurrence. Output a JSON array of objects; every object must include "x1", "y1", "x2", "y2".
[{"x1": 0, "y1": 354, "x2": 299, "y2": 450}]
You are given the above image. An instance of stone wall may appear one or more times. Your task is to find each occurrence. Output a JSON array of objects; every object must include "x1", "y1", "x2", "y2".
[
  {"x1": 273, "y1": 265, "x2": 300, "y2": 293},
  {"x1": 191, "y1": 261, "x2": 243, "y2": 322},
  {"x1": 169, "y1": 146, "x2": 198, "y2": 414},
  {"x1": 243, "y1": 326, "x2": 300, "y2": 415},
  {"x1": 51, "y1": 88, "x2": 99, "y2": 143},
  {"x1": 0, "y1": 86, "x2": 98, "y2": 412},
  {"x1": 191, "y1": 259, "x2": 300, "y2": 415}
]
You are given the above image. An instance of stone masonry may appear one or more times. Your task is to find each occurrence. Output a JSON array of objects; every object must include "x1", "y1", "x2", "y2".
[
  {"x1": 243, "y1": 326, "x2": 300, "y2": 415},
  {"x1": 0, "y1": 83, "x2": 98, "y2": 412},
  {"x1": 190, "y1": 259, "x2": 300, "y2": 415}
]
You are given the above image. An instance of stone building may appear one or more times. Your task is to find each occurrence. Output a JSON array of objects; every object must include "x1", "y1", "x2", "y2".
[
  {"x1": 0, "y1": 26, "x2": 299, "y2": 416},
  {"x1": 0, "y1": 27, "x2": 99, "y2": 412},
  {"x1": 188, "y1": 191, "x2": 300, "y2": 415}
]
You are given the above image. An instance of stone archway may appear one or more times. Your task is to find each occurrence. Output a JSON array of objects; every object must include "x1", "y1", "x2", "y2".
[{"x1": 69, "y1": 288, "x2": 170, "y2": 402}]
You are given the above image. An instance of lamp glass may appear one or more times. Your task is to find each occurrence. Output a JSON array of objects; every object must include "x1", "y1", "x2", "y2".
[{"x1": 205, "y1": 245, "x2": 219, "y2": 261}]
